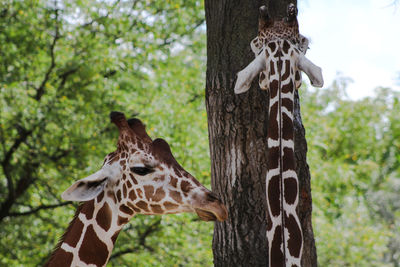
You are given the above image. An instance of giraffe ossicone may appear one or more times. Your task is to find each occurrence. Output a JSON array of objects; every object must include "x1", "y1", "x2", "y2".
[
  {"x1": 46, "y1": 111, "x2": 228, "y2": 267},
  {"x1": 234, "y1": 4, "x2": 323, "y2": 267}
]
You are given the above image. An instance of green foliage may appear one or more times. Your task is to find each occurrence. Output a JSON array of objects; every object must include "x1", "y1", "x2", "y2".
[
  {"x1": 0, "y1": 0, "x2": 212, "y2": 266},
  {"x1": 302, "y1": 79, "x2": 400, "y2": 266}
]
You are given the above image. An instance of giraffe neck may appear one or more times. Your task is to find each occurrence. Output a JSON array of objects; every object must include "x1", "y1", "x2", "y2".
[
  {"x1": 266, "y1": 40, "x2": 303, "y2": 267},
  {"x1": 45, "y1": 192, "x2": 133, "y2": 267}
]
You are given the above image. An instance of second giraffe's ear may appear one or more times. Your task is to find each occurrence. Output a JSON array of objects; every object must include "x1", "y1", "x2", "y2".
[
  {"x1": 61, "y1": 170, "x2": 108, "y2": 201},
  {"x1": 296, "y1": 54, "x2": 324, "y2": 88},
  {"x1": 234, "y1": 49, "x2": 268, "y2": 94}
]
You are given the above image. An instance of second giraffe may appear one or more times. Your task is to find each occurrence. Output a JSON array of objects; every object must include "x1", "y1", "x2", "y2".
[{"x1": 234, "y1": 3, "x2": 323, "y2": 267}]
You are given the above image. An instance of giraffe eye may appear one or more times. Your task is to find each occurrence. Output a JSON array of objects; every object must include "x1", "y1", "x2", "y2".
[{"x1": 130, "y1": 166, "x2": 154, "y2": 176}]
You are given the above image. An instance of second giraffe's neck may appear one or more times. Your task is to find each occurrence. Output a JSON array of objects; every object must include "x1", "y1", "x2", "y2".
[
  {"x1": 46, "y1": 194, "x2": 131, "y2": 267},
  {"x1": 266, "y1": 42, "x2": 303, "y2": 267}
]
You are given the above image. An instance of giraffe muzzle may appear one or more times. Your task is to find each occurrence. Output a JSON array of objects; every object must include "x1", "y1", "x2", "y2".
[{"x1": 193, "y1": 193, "x2": 228, "y2": 222}]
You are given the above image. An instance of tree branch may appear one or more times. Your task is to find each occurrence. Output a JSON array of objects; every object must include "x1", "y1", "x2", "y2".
[
  {"x1": 46, "y1": 148, "x2": 71, "y2": 161},
  {"x1": 79, "y1": 0, "x2": 121, "y2": 29},
  {"x1": 159, "y1": 18, "x2": 205, "y2": 48},
  {"x1": 138, "y1": 218, "x2": 161, "y2": 249},
  {"x1": 7, "y1": 201, "x2": 72, "y2": 217},
  {"x1": 0, "y1": 8, "x2": 8, "y2": 18},
  {"x1": 2, "y1": 125, "x2": 32, "y2": 168},
  {"x1": 109, "y1": 247, "x2": 141, "y2": 260},
  {"x1": 109, "y1": 218, "x2": 162, "y2": 260},
  {"x1": 1, "y1": 125, "x2": 33, "y2": 205},
  {"x1": 35, "y1": 7, "x2": 60, "y2": 101},
  {"x1": 0, "y1": 138, "x2": 70, "y2": 221},
  {"x1": 0, "y1": 121, "x2": 7, "y2": 158}
]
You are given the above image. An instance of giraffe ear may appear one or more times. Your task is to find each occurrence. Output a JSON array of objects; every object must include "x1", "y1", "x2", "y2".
[
  {"x1": 296, "y1": 54, "x2": 324, "y2": 88},
  {"x1": 235, "y1": 49, "x2": 268, "y2": 94},
  {"x1": 61, "y1": 170, "x2": 108, "y2": 201}
]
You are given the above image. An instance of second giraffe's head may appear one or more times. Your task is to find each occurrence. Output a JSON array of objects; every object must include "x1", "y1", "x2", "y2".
[
  {"x1": 62, "y1": 111, "x2": 228, "y2": 223},
  {"x1": 234, "y1": 3, "x2": 323, "y2": 94}
]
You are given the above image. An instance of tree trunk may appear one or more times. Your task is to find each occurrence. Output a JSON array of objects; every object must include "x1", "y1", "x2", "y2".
[{"x1": 204, "y1": 1, "x2": 317, "y2": 266}]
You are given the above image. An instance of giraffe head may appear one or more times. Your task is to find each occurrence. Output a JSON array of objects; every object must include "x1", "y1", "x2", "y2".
[
  {"x1": 235, "y1": 3, "x2": 323, "y2": 94},
  {"x1": 62, "y1": 111, "x2": 228, "y2": 223}
]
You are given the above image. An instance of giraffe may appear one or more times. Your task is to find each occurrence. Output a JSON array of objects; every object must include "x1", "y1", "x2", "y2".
[
  {"x1": 45, "y1": 111, "x2": 228, "y2": 267},
  {"x1": 234, "y1": 4, "x2": 323, "y2": 267}
]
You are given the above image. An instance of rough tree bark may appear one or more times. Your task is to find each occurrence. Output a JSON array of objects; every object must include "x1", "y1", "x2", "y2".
[{"x1": 204, "y1": 1, "x2": 317, "y2": 266}]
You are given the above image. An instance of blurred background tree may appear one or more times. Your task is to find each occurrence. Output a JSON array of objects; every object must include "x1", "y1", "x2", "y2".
[
  {"x1": 0, "y1": 0, "x2": 399, "y2": 266},
  {"x1": 302, "y1": 81, "x2": 400, "y2": 267}
]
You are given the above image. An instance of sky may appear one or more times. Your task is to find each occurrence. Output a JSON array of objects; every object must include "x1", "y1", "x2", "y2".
[{"x1": 298, "y1": 0, "x2": 400, "y2": 99}]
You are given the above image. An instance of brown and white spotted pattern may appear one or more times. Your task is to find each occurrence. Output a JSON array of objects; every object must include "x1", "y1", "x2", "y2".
[
  {"x1": 264, "y1": 39, "x2": 303, "y2": 267},
  {"x1": 250, "y1": 4, "x2": 309, "y2": 91},
  {"x1": 234, "y1": 4, "x2": 323, "y2": 267},
  {"x1": 45, "y1": 112, "x2": 228, "y2": 267}
]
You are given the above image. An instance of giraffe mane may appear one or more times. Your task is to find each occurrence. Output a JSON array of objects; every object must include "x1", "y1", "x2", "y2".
[{"x1": 44, "y1": 202, "x2": 87, "y2": 266}]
